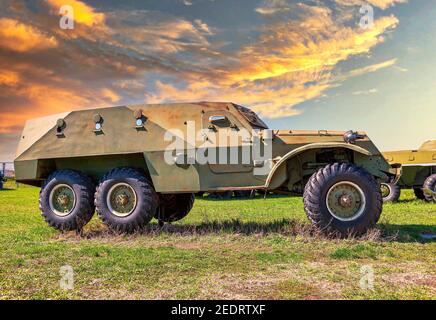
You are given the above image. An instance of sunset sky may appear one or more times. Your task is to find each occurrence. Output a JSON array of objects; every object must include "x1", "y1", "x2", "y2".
[{"x1": 0, "y1": 0, "x2": 435, "y2": 162}]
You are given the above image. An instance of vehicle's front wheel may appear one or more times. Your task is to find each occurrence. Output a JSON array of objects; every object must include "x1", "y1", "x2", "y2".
[
  {"x1": 39, "y1": 170, "x2": 95, "y2": 231},
  {"x1": 95, "y1": 167, "x2": 158, "y2": 232},
  {"x1": 380, "y1": 183, "x2": 401, "y2": 203},
  {"x1": 303, "y1": 163, "x2": 382, "y2": 236},
  {"x1": 423, "y1": 174, "x2": 436, "y2": 202},
  {"x1": 155, "y1": 193, "x2": 195, "y2": 223}
]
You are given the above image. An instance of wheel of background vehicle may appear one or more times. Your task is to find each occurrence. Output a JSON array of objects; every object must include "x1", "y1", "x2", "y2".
[
  {"x1": 95, "y1": 167, "x2": 158, "y2": 232},
  {"x1": 207, "y1": 191, "x2": 233, "y2": 200},
  {"x1": 303, "y1": 163, "x2": 382, "y2": 237},
  {"x1": 380, "y1": 183, "x2": 401, "y2": 203},
  {"x1": 155, "y1": 193, "x2": 195, "y2": 223},
  {"x1": 233, "y1": 190, "x2": 253, "y2": 199},
  {"x1": 39, "y1": 170, "x2": 95, "y2": 231},
  {"x1": 422, "y1": 174, "x2": 436, "y2": 202},
  {"x1": 413, "y1": 187, "x2": 425, "y2": 200}
]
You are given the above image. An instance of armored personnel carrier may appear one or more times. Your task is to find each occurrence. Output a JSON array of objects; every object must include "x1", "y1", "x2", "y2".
[
  {"x1": 15, "y1": 102, "x2": 400, "y2": 235},
  {"x1": 381, "y1": 140, "x2": 436, "y2": 202}
]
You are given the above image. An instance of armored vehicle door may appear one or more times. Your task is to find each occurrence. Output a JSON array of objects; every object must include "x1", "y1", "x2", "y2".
[{"x1": 201, "y1": 109, "x2": 254, "y2": 175}]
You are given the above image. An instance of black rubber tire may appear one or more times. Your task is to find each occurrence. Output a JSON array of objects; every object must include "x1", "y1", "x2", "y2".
[
  {"x1": 155, "y1": 193, "x2": 195, "y2": 223},
  {"x1": 423, "y1": 174, "x2": 436, "y2": 202},
  {"x1": 414, "y1": 187, "x2": 425, "y2": 200},
  {"x1": 39, "y1": 170, "x2": 95, "y2": 231},
  {"x1": 381, "y1": 183, "x2": 401, "y2": 203},
  {"x1": 303, "y1": 163, "x2": 382, "y2": 236},
  {"x1": 95, "y1": 167, "x2": 158, "y2": 232}
]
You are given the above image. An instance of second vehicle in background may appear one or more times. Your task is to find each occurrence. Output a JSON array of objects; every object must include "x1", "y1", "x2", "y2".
[{"x1": 381, "y1": 140, "x2": 436, "y2": 202}]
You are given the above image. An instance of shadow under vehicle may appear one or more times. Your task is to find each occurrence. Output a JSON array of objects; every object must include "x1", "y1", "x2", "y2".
[
  {"x1": 381, "y1": 140, "x2": 436, "y2": 203},
  {"x1": 15, "y1": 102, "x2": 400, "y2": 236}
]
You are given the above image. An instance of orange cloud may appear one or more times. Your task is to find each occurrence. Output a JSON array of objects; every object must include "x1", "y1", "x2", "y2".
[
  {"x1": 147, "y1": 11, "x2": 399, "y2": 118},
  {"x1": 0, "y1": 18, "x2": 58, "y2": 52},
  {"x1": 101, "y1": 88, "x2": 121, "y2": 103},
  {"x1": 227, "y1": 14, "x2": 398, "y2": 84},
  {"x1": 0, "y1": 81, "x2": 108, "y2": 136},
  {"x1": 0, "y1": 70, "x2": 20, "y2": 87}
]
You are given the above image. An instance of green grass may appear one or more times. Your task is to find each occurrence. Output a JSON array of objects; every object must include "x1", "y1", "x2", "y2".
[{"x1": 0, "y1": 186, "x2": 434, "y2": 300}]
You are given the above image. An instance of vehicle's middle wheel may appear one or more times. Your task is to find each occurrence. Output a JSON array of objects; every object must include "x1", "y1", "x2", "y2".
[
  {"x1": 304, "y1": 163, "x2": 382, "y2": 236},
  {"x1": 95, "y1": 167, "x2": 158, "y2": 232},
  {"x1": 380, "y1": 183, "x2": 401, "y2": 203}
]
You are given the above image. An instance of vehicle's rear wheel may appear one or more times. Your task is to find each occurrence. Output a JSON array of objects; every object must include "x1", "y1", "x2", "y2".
[
  {"x1": 380, "y1": 183, "x2": 401, "y2": 203},
  {"x1": 423, "y1": 174, "x2": 436, "y2": 202},
  {"x1": 155, "y1": 193, "x2": 195, "y2": 223},
  {"x1": 39, "y1": 170, "x2": 95, "y2": 231},
  {"x1": 95, "y1": 167, "x2": 158, "y2": 232},
  {"x1": 303, "y1": 163, "x2": 382, "y2": 236},
  {"x1": 414, "y1": 187, "x2": 425, "y2": 200}
]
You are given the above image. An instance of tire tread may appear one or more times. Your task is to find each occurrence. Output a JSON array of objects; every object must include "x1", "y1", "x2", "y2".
[
  {"x1": 95, "y1": 167, "x2": 157, "y2": 232},
  {"x1": 303, "y1": 163, "x2": 382, "y2": 236},
  {"x1": 39, "y1": 170, "x2": 95, "y2": 231}
]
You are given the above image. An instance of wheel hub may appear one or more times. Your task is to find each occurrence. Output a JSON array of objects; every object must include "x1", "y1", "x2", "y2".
[
  {"x1": 326, "y1": 182, "x2": 366, "y2": 221},
  {"x1": 116, "y1": 194, "x2": 129, "y2": 206},
  {"x1": 107, "y1": 183, "x2": 137, "y2": 217},
  {"x1": 380, "y1": 183, "x2": 390, "y2": 198},
  {"x1": 338, "y1": 194, "x2": 353, "y2": 207},
  {"x1": 57, "y1": 194, "x2": 70, "y2": 206},
  {"x1": 49, "y1": 184, "x2": 76, "y2": 217}
]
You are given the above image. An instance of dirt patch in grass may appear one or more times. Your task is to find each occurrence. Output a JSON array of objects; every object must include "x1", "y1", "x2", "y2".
[
  {"x1": 384, "y1": 272, "x2": 436, "y2": 290},
  {"x1": 197, "y1": 263, "x2": 347, "y2": 300}
]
